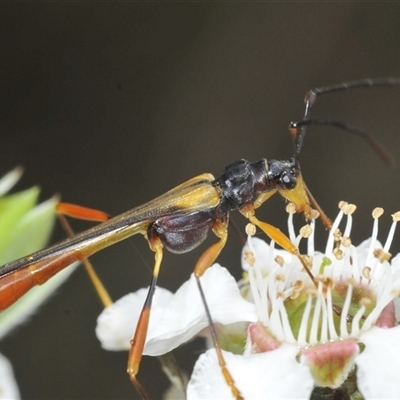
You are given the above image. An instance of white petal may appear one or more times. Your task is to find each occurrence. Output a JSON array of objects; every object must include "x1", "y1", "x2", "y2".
[
  {"x1": 241, "y1": 237, "x2": 292, "y2": 273},
  {"x1": 0, "y1": 167, "x2": 23, "y2": 197},
  {"x1": 391, "y1": 253, "x2": 400, "y2": 268},
  {"x1": 241, "y1": 237, "x2": 270, "y2": 272},
  {"x1": 96, "y1": 265, "x2": 256, "y2": 355},
  {"x1": 393, "y1": 296, "x2": 400, "y2": 322},
  {"x1": 145, "y1": 265, "x2": 257, "y2": 355},
  {"x1": 0, "y1": 353, "x2": 20, "y2": 399},
  {"x1": 96, "y1": 287, "x2": 174, "y2": 350},
  {"x1": 357, "y1": 326, "x2": 400, "y2": 399},
  {"x1": 187, "y1": 345, "x2": 313, "y2": 399}
]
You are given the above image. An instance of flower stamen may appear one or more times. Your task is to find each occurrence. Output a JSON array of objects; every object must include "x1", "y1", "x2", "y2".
[
  {"x1": 339, "y1": 284, "x2": 353, "y2": 338},
  {"x1": 383, "y1": 212, "x2": 400, "y2": 252}
]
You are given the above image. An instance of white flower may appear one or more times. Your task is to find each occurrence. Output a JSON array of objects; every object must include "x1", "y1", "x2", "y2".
[
  {"x1": 96, "y1": 264, "x2": 257, "y2": 355},
  {"x1": 97, "y1": 203, "x2": 400, "y2": 399}
]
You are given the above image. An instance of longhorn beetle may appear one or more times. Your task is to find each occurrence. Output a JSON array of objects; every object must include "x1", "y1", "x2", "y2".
[{"x1": 0, "y1": 78, "x2": 399, "y2": 399}]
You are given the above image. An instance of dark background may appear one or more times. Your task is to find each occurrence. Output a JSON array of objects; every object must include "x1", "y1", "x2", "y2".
[{"x1": 1, "y1": 4, "x2": 400, "y2": 400}]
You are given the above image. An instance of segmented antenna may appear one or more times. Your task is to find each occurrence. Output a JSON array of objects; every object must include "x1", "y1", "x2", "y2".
[{"x1": 290, "y1": 77, "x2": 400, "y2": 167}]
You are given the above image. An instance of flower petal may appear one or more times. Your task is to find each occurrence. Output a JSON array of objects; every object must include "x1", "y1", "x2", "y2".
[
  {"x1": 145, "y1": 265, "x2": 257, "y2": 355},
  {"x1": 96, "y1": 287, "x2": 174, "y2": 350},
  {"x1": 187, "y1": 345, "x2": 313, "y2": 399},
  {"x1": 0, "y1": 353, "x2": 20, "y2": 399},
  {"x1": 357, "y1": 326, "x2": 400, "y2": 399},
  {"x1": 0, "y1": 167, "x2": 23, "y2": 197},
  {"x1": 393, "y1": 296, "x2": 400, "y2": 321},
  {"x1": 241, "y1": 237, "x2": 293, "y2": 273},
  {"x1": 97, "y1": 265, "x2": 256, "y2": 354}
]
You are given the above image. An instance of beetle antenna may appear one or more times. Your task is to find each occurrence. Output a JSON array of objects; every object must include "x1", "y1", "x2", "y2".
[
  {"x1": 290, "y1": 119, "x2": 395, "y2": 166},
  {"x1": 291, "y1": 77, "x2": 400, "y2": 167}
]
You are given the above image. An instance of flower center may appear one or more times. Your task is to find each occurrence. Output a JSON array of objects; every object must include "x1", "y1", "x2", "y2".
[
  {"x1": 243, "y1": 203, "x2": 400, "y2": 349},
  {"x1": 242, "y1": 203, "x2": 400, "y2": 389}
]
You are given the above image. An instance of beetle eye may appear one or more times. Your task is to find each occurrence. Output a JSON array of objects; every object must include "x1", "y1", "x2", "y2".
[{"x1": 281, "y1": 171, "x2": 297, "y2": 189}]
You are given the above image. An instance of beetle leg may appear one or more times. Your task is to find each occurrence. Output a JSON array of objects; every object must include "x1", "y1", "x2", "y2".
[
  {"x1": 127, "y1": 236, "x2": 163, "y2": 400},
  {"x1": 303, "y1": 183, "x2": 332, "y2": 229},
  {"x1": 56, "y1": 204, "x2": 113, "y2": 307},
  {"x1": 240, "y1": 204, "x2": 316, "y2": 285},
  {"x1": 193, "y1": 219, "x2": 244, "y2": 400},
  {"x1": 193, "y1": 219, "x2": 228, "y2": 277},
  {"x1": 56, "y1": 202, "x2": 110, "y2": 222}
]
